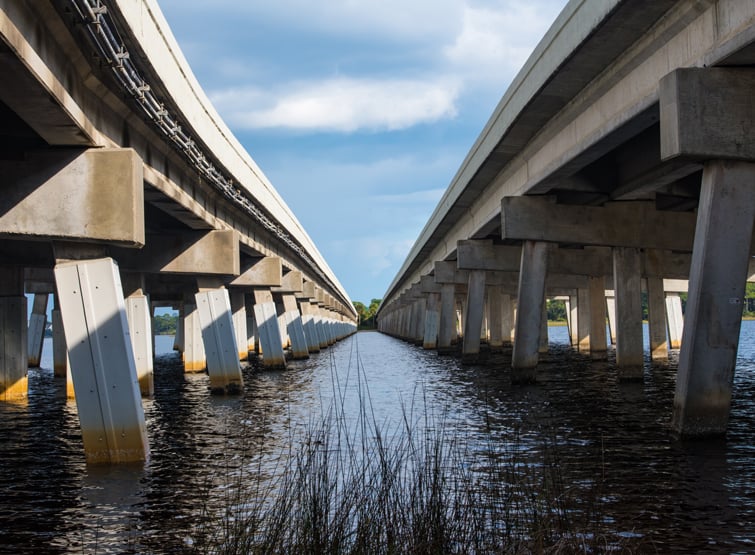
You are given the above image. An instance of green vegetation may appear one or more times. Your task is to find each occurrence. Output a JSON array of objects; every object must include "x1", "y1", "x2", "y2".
[
  {"x1": 353, "y1": 298, "x2": 381, "y2": 329},
  {"x1": 186, "y1": 382, "x2": 638, "y2": 554},
  {"x1": 153, "y1": 313, "x2": 178, "y2": 335}
]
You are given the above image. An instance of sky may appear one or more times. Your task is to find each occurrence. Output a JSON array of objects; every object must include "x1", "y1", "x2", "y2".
[{"x1": 157, "y1": 0, "x2": 569, "y2": 305}]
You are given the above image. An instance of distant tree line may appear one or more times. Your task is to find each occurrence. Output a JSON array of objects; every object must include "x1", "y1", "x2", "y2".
[
  {"x1": 153, "y1": 313, "x2": 178, "y2": 335},
  {"x1": 353, "y1": 299, "x2": 381, "y2": 329}
]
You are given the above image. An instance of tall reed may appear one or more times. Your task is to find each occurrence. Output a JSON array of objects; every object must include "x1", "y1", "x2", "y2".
[{"x1": 187, "y1": 340, "x2": 639, "y2": 554}]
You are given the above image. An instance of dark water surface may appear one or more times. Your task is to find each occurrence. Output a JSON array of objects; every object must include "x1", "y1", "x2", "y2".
[{"x1": 2, "y1": 324, "x2": 755, "y2": 553}]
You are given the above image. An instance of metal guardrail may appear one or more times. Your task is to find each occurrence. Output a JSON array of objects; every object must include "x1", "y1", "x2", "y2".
[{"x1": 65, "y1": 0, "x2": 335, "y2": 292}]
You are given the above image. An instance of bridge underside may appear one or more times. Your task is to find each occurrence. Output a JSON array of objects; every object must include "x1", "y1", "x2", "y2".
[
  {"x1": 0, "y1": 0, "x2": 356, "y2": 464},
  {"x1": 379, "y1": 0, "x2": 755, "y2": 438}
]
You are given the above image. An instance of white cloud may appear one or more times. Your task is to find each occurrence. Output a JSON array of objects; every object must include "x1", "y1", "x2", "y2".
[
  {"x1": 209, "y1": 77, "x2": 461, "y2": 132},
  {"x1": 331, "y1": 235, "x2": 416, "y2": 277},
  {"x1": 444, "y1": 1, "x2": 565, "y2": 85}
]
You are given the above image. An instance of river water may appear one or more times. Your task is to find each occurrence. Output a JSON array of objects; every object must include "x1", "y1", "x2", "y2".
[{"x1": 2, "y1": 324, "x2": 755, "y2": 553}]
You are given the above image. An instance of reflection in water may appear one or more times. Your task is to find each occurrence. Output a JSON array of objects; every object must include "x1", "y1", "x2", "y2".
[{"x1": 1, "y1": 325, "x2": 755, "y2": 552}]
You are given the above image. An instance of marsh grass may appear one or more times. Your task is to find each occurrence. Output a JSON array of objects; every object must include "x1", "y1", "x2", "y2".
[{"x1": 187, "y1": 340, "x2": 639, "y2": 554}]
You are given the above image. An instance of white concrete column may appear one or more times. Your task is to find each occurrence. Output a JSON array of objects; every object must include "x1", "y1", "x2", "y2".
[
  {"x1": 673, "y1": 161, "x2": 755, "y2": 436},
  {"x1": 282, "y1": 294, "x2": 309, "y2": 359},
  {"x1": 665, "y1": 293, "x2": 684, "y2": 349},
  {"x1": 125, "y1": 294, "x2": 154, "y2": 397},
  {"x1": 462, "y1": 271, "x2": 486, "y2": 363},
  {"x1": 438, "y1": 284, "x2": 456, "y2": 354},
  {"x1": 567, "y1": 294, "x2": 579, "y2": 346},
  {"x1": 613, "y1": 248, "x2": 644, "y2": 378},
  {"x1": 423, "y1": 292, "x2": 440, "y2": 350},
  {"x1": 605, "y1": 292, "x2": 617, "y2": 345},
  {"x1": 0, "y1": 267, "x2": 27, "y2": 401},
  {"x1": 173, "y1": 306, "x2": 184, "y2": 352},
  {"x1": 182, "y1": 302, "x2": 206, "y2": 373},
  {"x1": 588, "y1": 277, "x2": 607, "y2": 361},
  {"x1": 196, "y1": 287, "x2": 244, "y2": 394},
  {"x1": 576, "y1": 288, "x2": 590, "y2": 353},
  {"x1": 511, "y1": 241, "x2": 548, "y2": 381},
  {"x1": 646, "y1": 277, "x2": 669, "y2": 361},
  {"x1": 253, "y1": 289, "x2": 286, "y2": 368},
  {"x1": 501, "y1": 293, "x2": 513, "y2": 346},
  {"x1": 230, "y1": 290, "x2": 249, "y2": 362},
  {"x1": 27, "y1": 293, "x2": 48, "y2": 368},
  {"x1": 539, "y1": 300, "x2": 549, "y2": 354},
  {"x1": 487, "y1": 286, "x2": 504, "y2": 351},
  {"x1": 299, "y1": 301, "x2": 321, "y2": 353},
  {"x1": 54, "y1": 258, "x2": 149, "y2": 463}
]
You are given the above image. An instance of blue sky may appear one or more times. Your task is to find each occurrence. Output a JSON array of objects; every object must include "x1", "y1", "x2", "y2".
[{"x1": 158, "y1": 0, "x2": 568, "y2": 304}]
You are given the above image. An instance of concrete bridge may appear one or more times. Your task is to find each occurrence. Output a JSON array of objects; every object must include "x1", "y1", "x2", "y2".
[
  {"x1": 0, "y1": 0, "x2": 356, "y2": 463},
  {"x1": 378, "y1": 0, "x2": 755, "y2": 438}
]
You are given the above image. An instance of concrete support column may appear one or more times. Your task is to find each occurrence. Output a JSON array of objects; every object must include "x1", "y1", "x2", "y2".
[
  {"x1": 282, "y1": 294, "x2": 309, "y2": 359},
  {"x1": 54, "y1": 257, "x2": 148, "y2": 463},
  {"x1": 576, "y1": 288, "x2": 590, "y2": 353},
  {"x1": 253, "y1": 289, "x2": 286, "y2": 368},
  {"x1": 230, "y1": 290, "x2": 249, "y2": 362},
  {"x1": 588, "y1": 277, "x2": 608, "y2": 361},
  {"x1": 52, "y1": 304, "x2": 74, "y2": 399},
  {"x1": 462, "y1": 271, "x2": 486, "y2": 363},
  {"x1": 27, "y1": 293, "x2": 48, "y2": 368},
  {"x1": 511, "y1": 241, "x2": 548, "y2": 382},
  {"x1": 539, "y1": 301, "x2": 549, "y2": 354},
  {"x1": 423, "y1": 292, "x2": 440, "y2": 350},
  {"x1": 665, "y1": 293, "x2": 684, "y2": 349},
  {"x1": 613, "y1": 248, "x2": 644, "y2": 378},
  {"x1": 487, "y1": 286, "x2": 504, "y2": 351},
  {"x1": 182, "y1": 302, "x2": 206, "y2": 372},
  {"x1": 51, "y1": 303, "x2": 66, "y2": 376},
  {"x1": 124, "y1": 293, "x2": 154, "y2": 397},
  {"x1": 173, "y1": 306, "x2": 184, "y2": 352},
  {"x1": 299, "y1": 301, "x2": 321, "y2": 353},
  {"x1": 605, "y1": 292, "x2": 617, "y2": 345},
  {"x1": 195, "y1": 286, "x2": 243, "y2": 394},
  {"x1": 438, "y1": 284, "x2": 456, "y2": 355},
  {"x1": 566, "y1": 294, "x2": 579, "y2": 346},
  {"x1": 673, "y1": 161, "x2": 755, "y2": 436},
  {"x1": 646, "y1": 277, "x2": 669, "y2": 361},
  {"x1": 414, "y1": 298, "x2": 427, "y2": 345},
  {"x1": 0, "y1": 267, "x2": 27, "y2": 400}
]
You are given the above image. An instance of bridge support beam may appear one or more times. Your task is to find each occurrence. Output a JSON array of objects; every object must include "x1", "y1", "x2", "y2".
[
  {"x1": 253, "y1": 289, "x2": 286, "y2": 368},
  {"x1": 124, "y1": 295, "x2": 154, "y2": 397},
  {"x1": 646, "y1": 277, "x2": 669, "y2": 361},
  {"x1": 613, "y1": 248, "x2": 644, "y2": 378},
  {"x1": 588, "y1": 277, "x2": 607, "y2": 360},
  {"x1": 423, "y1": 292, "x2": 440, "y2": 350},
  {"x1": 27, "y1": 293, "x2": 48, "y2": 368},
  {"x1": 230, "y1": 290, "x2": 249, "y2": 362},
  {"x1": 182, "y1": 301, "x2": 206, "y2": 372},
  {"x1": 566, "y1": 294, "x2": 578, "y2": 346},
  {"x1": 462, "y1": 270, "x2": 486, "y2": 363},
  {"x1": 299, "y1": 299, "x2": 321, "y2": 353},
  {"x1": 54, "y1": 257, "x2": 148, "y2": 464},
  {"x1": 281, "y1": 293, "x2": 309, "y2": 359},
  {"x1": 672, "y1": 161, "x2": 755, "y2": 436},
  {"x1": 511, "y1": 241, "x2": 548, "y2": 382},
  {"x1": 438, "y1": 283, "x2": 457, "y2": 354},
  {"x1": 0, "y1": 268, "x2": 27, "y2": 401},
  {"x1": 665, "y1": 293, "x2": 684, "y2": 349},
  {"x1": 196, "y1": 284, "x2": 244, "y2": 394},
  {"x1": 576, "y1": 287, "x2": 590, "y2": 353},
  {"x1": 487, "y1": 286, "x2": 505, "y2": 352}
]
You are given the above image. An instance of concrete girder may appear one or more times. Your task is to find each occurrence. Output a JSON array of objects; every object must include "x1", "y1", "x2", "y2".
[
  {"x1": 501, "y1": 198, "x2": 696, "y2": 251},
  {"x1": 0, "y1": 148, "x2": 144, "y2": 247},
  {"x1": 114, "y1": 230, "x2": 239, "y2": 276}
]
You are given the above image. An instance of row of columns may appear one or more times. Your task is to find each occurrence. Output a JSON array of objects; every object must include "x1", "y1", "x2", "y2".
[
  {"x1": 380, "y1": 163, "x2": 754, "y2": 439},
  {"x1": 3, "y1": 257, "x2": 356, "y2": 465}
]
